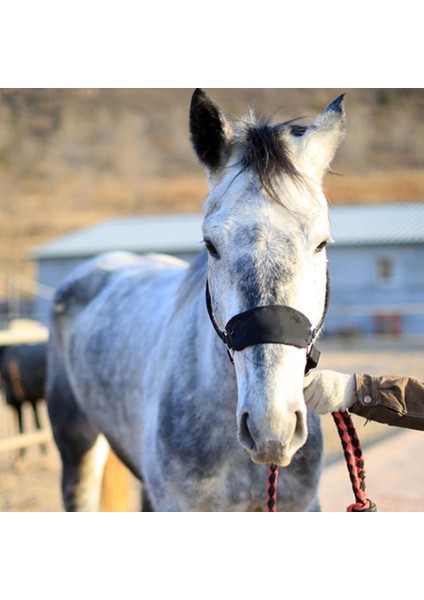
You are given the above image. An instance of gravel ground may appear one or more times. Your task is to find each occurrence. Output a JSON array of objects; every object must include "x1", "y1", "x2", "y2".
[{"x1": 1, "y1": 335, "x2": 423, "y2": 512}]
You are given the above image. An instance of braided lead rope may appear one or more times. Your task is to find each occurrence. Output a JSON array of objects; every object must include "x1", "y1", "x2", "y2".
[
  {"x1": 332, "y1": 410, "x2": 376, "y2": 512},
  {"x1": 266, "y1": 411, "x2": 376, "y2": 512},
  {"x1": 266, "y1": 463, "x2": 279, "y2": 512}
]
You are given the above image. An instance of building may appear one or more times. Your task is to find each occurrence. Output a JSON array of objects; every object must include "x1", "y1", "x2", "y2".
[
  {"x1": 30, "y1": 213, "x2": 203, "y2": 323},
  {"x1": 30, "y1": 203, "x2": 424, "y2": 335},
  {"x1": 326, "y1": 202, "x2": 424, "y2": 336}
]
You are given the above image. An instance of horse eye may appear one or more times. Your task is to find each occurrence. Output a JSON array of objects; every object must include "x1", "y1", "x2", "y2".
[
  {"x1": 315, "y1": 240, "x2": 328, "y2": 253},
  {"x1": 204, "y1": 239, "x2": 220, "y2": 258}
]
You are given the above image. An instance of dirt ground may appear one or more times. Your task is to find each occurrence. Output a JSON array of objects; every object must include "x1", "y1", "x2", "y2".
[{"x1": 0, "y1": 335, "x2": 423, "y2": 512}]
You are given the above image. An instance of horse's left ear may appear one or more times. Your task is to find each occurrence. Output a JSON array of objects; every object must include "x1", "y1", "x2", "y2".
[{"x1": 295, "y1": 94, "x2": 346, "y2": 180}]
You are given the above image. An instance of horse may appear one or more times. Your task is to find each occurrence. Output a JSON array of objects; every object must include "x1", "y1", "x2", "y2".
[
  {"x1": 46, "y1": 89, "x2": 346, "y2": 511},
  {"x1": 0, "y1": 342, "x2": 47, "y2": 455}
]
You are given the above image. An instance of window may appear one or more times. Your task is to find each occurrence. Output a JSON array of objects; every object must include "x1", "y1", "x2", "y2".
[
  {"x1": 378, "y1": 257, "x2": 393, "y2": 281},
  {"x1": 376, "y1": 256, "x2": 399, "y2": 287}
]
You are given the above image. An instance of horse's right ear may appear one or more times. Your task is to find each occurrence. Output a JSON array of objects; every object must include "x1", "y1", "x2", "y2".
[{"x1": 190, "y1": 89, "x2": 232, "y2": 172}]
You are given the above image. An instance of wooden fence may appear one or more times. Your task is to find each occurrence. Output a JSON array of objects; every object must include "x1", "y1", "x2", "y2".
[
  {"x1": 0, "y1": 323, "x2": 48, "y2": 346},
  {"x1": 0, "y1": 422, "x2": 135, "y2": 511},
  {"x1": 0, "y1": 428, "x2": 52, "y2": 453}
]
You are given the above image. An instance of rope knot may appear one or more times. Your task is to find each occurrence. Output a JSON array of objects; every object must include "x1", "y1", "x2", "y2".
[{"x1": 347, "y1": 499, "x2": 377, "y2": 512}]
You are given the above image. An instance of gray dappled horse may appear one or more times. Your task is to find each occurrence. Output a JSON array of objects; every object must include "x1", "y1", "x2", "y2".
[{"x1": 47, "y1": 89, "x2": 346, "y2": 511}]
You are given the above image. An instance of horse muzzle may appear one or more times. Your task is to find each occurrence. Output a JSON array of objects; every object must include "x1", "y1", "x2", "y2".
[{"x1": 238, "y1": 407, "x2": 307, "y2": 466}]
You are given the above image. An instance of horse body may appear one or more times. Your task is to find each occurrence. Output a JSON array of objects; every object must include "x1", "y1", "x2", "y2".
[
  {"x1": 49, "y1": 250, "x2": 322, "y2": 511},
  {"x1": 47, "y1": 90, "x2": 346, "y2": 511}
]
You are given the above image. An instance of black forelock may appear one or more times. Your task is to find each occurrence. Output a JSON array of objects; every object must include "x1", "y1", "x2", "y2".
[{"x1": 236, "y1": 116, "x2": 304, "y2": 204}]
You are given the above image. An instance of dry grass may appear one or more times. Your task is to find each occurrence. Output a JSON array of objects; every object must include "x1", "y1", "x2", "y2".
[{"x1": 325, "y1": 169, "x2": 424, "y2": 204}]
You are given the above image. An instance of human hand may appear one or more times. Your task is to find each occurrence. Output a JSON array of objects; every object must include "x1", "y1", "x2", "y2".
[{"x1": 303, "y1": 370, "x2": 356, "y2": 415}]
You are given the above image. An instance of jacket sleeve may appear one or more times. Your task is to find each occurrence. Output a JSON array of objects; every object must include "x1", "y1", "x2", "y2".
[{"x1": 350, "y1": 374, "x2": 424, "y2": 431}]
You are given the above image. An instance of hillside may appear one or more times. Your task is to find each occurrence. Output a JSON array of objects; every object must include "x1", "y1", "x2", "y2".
[{"x1": 0, "y1": 88, "x2": 423, "y2": 299}]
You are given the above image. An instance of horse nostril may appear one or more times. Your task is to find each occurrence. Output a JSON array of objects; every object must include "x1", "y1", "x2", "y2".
[
  {"x1": 294, "y1": 410, "x2": 307, "y2": 441},
  {"x1": 239, "y1": 412, "x2": 256, "y2": 451}
]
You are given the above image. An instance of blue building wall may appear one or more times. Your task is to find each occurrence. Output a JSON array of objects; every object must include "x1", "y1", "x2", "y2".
[{"x1": 325, "y1": 244, "x2": 424, "y2": 335}]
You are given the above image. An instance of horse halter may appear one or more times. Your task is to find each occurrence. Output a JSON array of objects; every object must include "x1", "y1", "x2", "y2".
[{"x1": 205, "y1": 281, "x2": 323, "y2": 375}]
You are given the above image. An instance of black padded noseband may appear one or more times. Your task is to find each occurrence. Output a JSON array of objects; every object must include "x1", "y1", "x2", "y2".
[
  {"x1": 225, "y1": 305, "x2": 314, "y2": 351},
  {"x1": 206, "y1": 281, "x2": 324, "y2": 374}
]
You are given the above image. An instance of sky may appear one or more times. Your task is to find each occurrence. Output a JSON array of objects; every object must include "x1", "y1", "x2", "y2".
[{"x1": 1, "y1": 1, "x2": 421, "y2": 89}]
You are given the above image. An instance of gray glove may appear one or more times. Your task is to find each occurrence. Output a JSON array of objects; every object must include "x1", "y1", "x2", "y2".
[{"x1": 303, "y1": 370, "x2": 356, "y2": 415}]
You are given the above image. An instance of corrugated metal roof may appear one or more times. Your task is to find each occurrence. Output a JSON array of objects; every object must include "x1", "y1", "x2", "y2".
[
  {"x1": 31, "y1": 202, "x2": 424, "y2": 260},
  {"x1": 330, "y1": 202, "x2": 424, "y2": 246},
  {"x1": 30, "y1": 213, "x2": 204, "y2": 259}
]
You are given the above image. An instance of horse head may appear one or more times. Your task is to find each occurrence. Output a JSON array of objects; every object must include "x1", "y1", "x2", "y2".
[{"x1": 190, "y1": 89, "x2": 346, "y2": 467}]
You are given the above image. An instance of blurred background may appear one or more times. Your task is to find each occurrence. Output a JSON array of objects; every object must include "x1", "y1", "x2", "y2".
[{"x1": 0, "y1": 88, "x2": 423, "y2": 511}]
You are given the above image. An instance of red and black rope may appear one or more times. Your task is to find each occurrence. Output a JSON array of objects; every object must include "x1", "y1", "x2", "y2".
[
  {"x1": 332, "y1": 410, "x2": 376, "y2": 512},
  {"x1": 266, "y1": 463, "x2": 279, "y2": 512},
  {"x1": 266, "y1": 410, "x2": 376, "y2": 512}
]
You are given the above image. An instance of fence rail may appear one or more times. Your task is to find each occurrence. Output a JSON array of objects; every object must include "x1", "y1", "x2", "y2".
[
  {"x1": 0, "y1": 322, "x2": 48, "y2": 346},
  {"x1": 0, "y1": 429, "x2": 52, "y2": 453}
]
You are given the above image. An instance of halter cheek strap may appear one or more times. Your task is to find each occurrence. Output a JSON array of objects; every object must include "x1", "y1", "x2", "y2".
[{"x1": 205, "y1": 281, "x2": 322, "y2": 374}]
